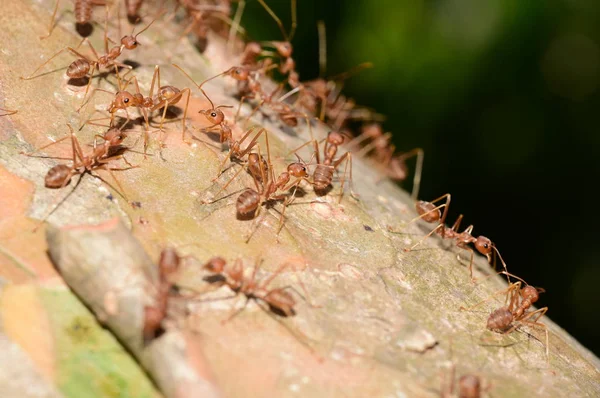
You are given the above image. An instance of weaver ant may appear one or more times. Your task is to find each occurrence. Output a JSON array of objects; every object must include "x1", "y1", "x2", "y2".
[
  {"x1": 289, "y1": 131, "x2": 355, "y2": 203},
  {"x1": 144, "y1": 247, "x2": 182, "y2": 342},
  {"x1": 460, "y1": 273, "x2": 549, "y2": 361},
  {"x1": 440, "y1": 363, "x2": 489, "y2": 398},
  {"x1": 21, "y1": 123, "x2": 138, "y2": 229},
  {"x1": 348, "y1": 122, "x2": 423, "y2": 200},
  {"x1": 41, "y1": 0, "x2": 107, "y2": 39},
  {"x1": 391, "y1": 194, "x2": 509, "y2": 282},
  {"x1": 206, "y1": 131, "x2": 310, "y2": 242},
  {"x1": 23, "y1": 8, "x2": 161, "y2": 110},
  {"x1": 85, "y1": 65, "x2": 191, "y2": 154}
]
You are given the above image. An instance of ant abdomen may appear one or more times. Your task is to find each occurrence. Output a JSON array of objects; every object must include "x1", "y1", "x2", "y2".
[
  {"x1": 67, "y1": 59, "x2": 91, "y2": 79},
  {"x1": 158, "y1": 86, "x2": 181, "y2": 104},
  {"x1": 415, "y1": 201, "x2": 440, "y2": 223},
  {"x1": 486, "y1": 307, "x2": 513, "y2": 331},
  {"x1": 45, "y1": 164, "x2": 72, "y2": 188},
  {"x1": 265, "y1": 288, "x2": 296, "y2": 317},
  {"x1": 74, "y1": 0, "x2": 93, "y2": 25},
  {"x1": 124, "y1": 0, "x2": 143, "y2": 24},
  {"x1": 237, "y1": 188, "x2": 260, "y2": 215},
  {"x1": 313, "y1": 164, "x2": 333, "y2": 191}
]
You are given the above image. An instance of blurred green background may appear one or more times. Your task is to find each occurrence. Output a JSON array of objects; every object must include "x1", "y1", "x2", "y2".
[{"x1": 240, "y1": 0, "x2": 600, "y2": 356}]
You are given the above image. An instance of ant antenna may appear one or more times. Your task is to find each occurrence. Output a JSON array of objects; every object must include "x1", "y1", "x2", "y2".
[
  {"x1": 126, "y1": 9, "x2": 165, "y2": 44},
  {"x1": 172, "y1": 64, "x2": 221, "y2": 110},
  {"x1": 329, "y1": 62, "x2": 374, "y2": 82},
  {"x1": 257, "y1": 0, "x2": 297, "y2": 41}
]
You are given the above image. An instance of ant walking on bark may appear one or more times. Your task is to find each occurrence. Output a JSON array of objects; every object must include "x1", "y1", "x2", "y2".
[
  {"x1": 460, "y1": 273, "x2": 549, "y2": 361},
  {"x1": 389, "y1": 194, "x2": 509, "y2": 282}
]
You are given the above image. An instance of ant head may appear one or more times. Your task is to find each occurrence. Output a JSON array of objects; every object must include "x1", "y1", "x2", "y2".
[
  {"x1": 521, "y1": 285, "x2": 540, "y2": 303},
  {"x1": 159, "y1": 248, "x2": 181, "y2": 278},
  {"x1": 272, "y1": 41, "x2": 293, "y2": 58},
  {"x1": 265, "y1": 288, "x2": 296, "y2": 317},
  {"x1": 121, "y1": 35, "x2": 140, "y2": 50},
  {"x1": 288, "y1": 162, "x2": 308, "y2": 178},
  {"x1": 226, "y1": 66, "x2": 250, "y2": 82},
  {"x1": 122, "y1": 10, "x2": 163, "y2": 50},
  {"x1": 327, "y1": 131, "x2": 345, "y2": 145},
  {"x1": 45, "y1": 164, "x2": 72, "y2": 188},
  {"x1": 104, "y1": 128, "x2": 127, "y2": 146},
  {"x1": 474, "y1": 236, "x2": 493, "y2": 256},
  {"x1": 112, "y1": 92, "x2": 136, "y2": 111},
  {"x1": 204, "y1": 256, "x2": 226, "y2": 274},
  {"x1": 200, "y1": 108, "x2": 225, "y2": 125},
  {"x1": 416, "y1": 201, "x2": 441, "y2": 223}
]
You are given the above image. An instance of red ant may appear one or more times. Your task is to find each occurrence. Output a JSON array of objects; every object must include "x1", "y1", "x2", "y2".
[
  {"x1": 21, "y1": 123, "x2": 138, "y2": 230},
  {"x1": 41, "y1": 0, "x2": 107, "y2": 39},
  {"x1": 440, "y1": 363, "x2": 489, "y2": 398},
  {"x1": 391, "y1": 194, "x2": 509, "y2": 282},
  {"x1": 289, "y1": 131, "x2": 355, "y2": 203},
  {"x1": 460, "y1": 273, "x2": 549, "y2": 361},
  {"x1": 172, "y1": 64, "x2": 237, "y2": 144},
  {"x1": 348, "y1": 122, "x2": 423, "y2": 200},
  {"x1": 206, "y1": 132, "x2": 310, "y2": 242},
  {"x1": 85, "y1": 65, "x2": 191, "y2": 153},
  {"x1": 200, "y1": 255, "x2": 321, "y2": 327},
  {"x1": 23, "y1": 8, "x2": 161, "y2": 110},
  {"x1": 244, "y1": 0, "x2": 297, "y2": 87},
  {"x1": 144, "y1": 247, "x2": 182, "y2": 342}
]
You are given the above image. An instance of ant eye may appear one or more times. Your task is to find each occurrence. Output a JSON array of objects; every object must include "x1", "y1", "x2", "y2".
[
  {"x1": 211, "y1": 112, "x2": 217, "y2": 117},
  {"x1": 124, "y1": 98, "x2": 129, "y2": 103}
]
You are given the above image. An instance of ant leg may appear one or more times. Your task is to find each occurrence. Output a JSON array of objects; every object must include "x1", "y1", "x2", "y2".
[
  {"x1": 76, "y1": 87, "x2": 115, "y2": 118},
  {"x1": 517, "y1": 308, "x2": 549, "y2": 361},
  {"x1": 242, "y1": 100, "x2": 266, "y2": 129},
  {"x1": 221, "y1": 296, "x2": 250, "y2": 325},
  {"x1": 180, "y1": 88, "x2": 191, "y2": 143},
  {"x1": 205, "y1": 165, "x2": 247, "y2": 204},
  {"x1": 458, "y1": 282, "x2": 521, "y2": 312},
  {"x1": 401, "y1": 223, "x2": 443, "y2": 252},
  {"x1": 20, "y1": 135, "x2": 72, "y2": 156},
  {"x1": 33, "y1": 171, "x2": 82, "y2": 232},
  {"x1": 227, "y1": 0, "x2": 246, "y2": 53},
  {"x1": 40, "y1": 0, "x2": 61, "y2": 39},
  {"x1": 234, "y1": 95, "x2": 252, "y2": 122},
  {"x1": 238, "y1": 128, "x2": 267, "y2": 159},
  {"x1": 286, "y1": 139, "x2": 319, "y2": 161},
  {"x1": 395, "y1": 148, "x2": 424, "y2": 201},
  {"x1": 333, "y1": 152, "x2": 354, "y2": 203},
  {"x1": 76, "y1": 63, "x2": 98, "y2": 112},
  {"x1": 459, "y1": 247, "x2": 477, "y2": 283},
  {"x1": 19, "y1": 46, "x2": 72, "y2": 80}
]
